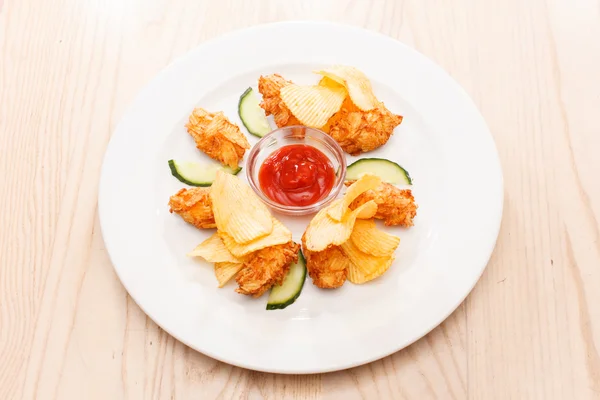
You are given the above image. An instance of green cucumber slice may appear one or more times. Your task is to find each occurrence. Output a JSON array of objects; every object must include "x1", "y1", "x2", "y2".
[
  {"x1": 168, "y1": 160, "x2": 241, "y2": 187},
  {"x1": 238, "y1": 87, "x2": 272, "y2": 137},
  {"x1": 345, "y1": 158, "x2": 412, "y2": 185},
  {"x1": 266, "y1": 250, "x2": 306, "y2": 310}
]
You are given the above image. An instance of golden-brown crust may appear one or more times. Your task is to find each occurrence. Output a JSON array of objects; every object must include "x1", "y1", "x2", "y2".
[
  {"x1": 258, "y1": 74, "x2": 301, "y2": 128},
  {"x1": 235, "y1": 241, "x2": 300, "y2": 298},
  {"x1": 185, "y1": 108, "x2": 250, "y2": 168},
  {"x1": 302, "y1": 233, "x2": 349, "y2": 289},
  {"x1": 327, "y1": 99, "x2": 403, "y2": 155},
  {"x1": 347, "y1": 181, "x2": 417, "y2": 227},
  {"x1": 168, "y1": 187, "x2": 216, "y2": 229}
]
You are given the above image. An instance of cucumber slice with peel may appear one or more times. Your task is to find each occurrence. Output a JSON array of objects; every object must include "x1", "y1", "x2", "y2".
[
  {"x1": 168, "y1": 160, "x2": 241, "y2": 187},
  {"x1": 238, "y1": 87, "x2": 272, "y2": 137},
  {"x1": 266, "y1": 250, "x2": 306, "y2": 310},
  {"x1": 345, "y1": 158, "x2": 412, "y2": 185}
]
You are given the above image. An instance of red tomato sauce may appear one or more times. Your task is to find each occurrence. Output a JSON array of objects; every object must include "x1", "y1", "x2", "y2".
[{"x1": 259, "y1": 144, "x2": 336, "y2": 207}]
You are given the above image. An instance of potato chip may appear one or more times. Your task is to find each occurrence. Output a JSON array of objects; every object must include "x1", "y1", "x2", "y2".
[
  {"x1": 304, "y1": 199, "x2": 377, "y2": 252},
  {"x1": 355, "y1": 201, "x2": 378, "y2": 219},
  {"x1": 219, "y1": 217, "x2": 292, "y2": 257},
  {"x1": 187, "y1": 233, "x2": 242, "y2": 263},
  {"x1": 314, "y1": 65, "x2": 379, "y2": 111},
  {"x1": 341, "y1": 239, "x2": 394, "y2": 284},
  {"x1": 210, "y1": 170, "x2": 273, "y2": 243},
  {"x1": 346, "y1": 261, "x2": 371, "y2": 284},
  {"x1": 350, "y1": 219, "x2": 400, "y2": 257},
  {"x1": 318, "y1": 76, "x2": 346, "y2": 90},
  {"x1": 346, "y1": 260, "x2": 392, "y2": 284},
  {"x1": 280, "y1": 83, "x2": 346, "y2": 128},
  {"x1": 214, "y1": 262, "x2": 243, "y2": 287},
  {"x1": 327, "y1": 174, "x2": 381, "y2": 221}
]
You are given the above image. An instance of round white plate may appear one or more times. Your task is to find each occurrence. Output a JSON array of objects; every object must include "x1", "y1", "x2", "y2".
[{"x1": 99, "y1": 21, "x2": 503, "y2": 373}]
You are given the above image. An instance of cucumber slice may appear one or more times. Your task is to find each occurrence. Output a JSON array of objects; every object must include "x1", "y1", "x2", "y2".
[
  {"x1": 238, "y1": 87, "x2": 272, "y2": 137},
  {"x1": 346, "y1": 158, "x2": 412, "y2": 185},
  {"x1": 168, "y1": 160, "x2": 241, "y2": 187},
  {"x1": 266, "y1": 250, "x2": 306, "y2": 310}
]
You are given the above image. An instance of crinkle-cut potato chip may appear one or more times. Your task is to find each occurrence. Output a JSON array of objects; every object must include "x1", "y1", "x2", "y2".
[
  {"x1": 318, "y1": 76, "x2": 346, "y2": 91},
  {"x1": 304, "y1": 199, "x2": 377, "y2": 252},
  {"x1": 210, "y1": 170, "x2": 273, "y2": 244},
  {"x1": 187, "y1": 233, "x2": 242, "y2": 263},
  {"x1": 341, "y1": 239, "x2": 394, "y2": 284},
  {"x1": 355, "y1": 201, "x2": 378, "y2": 219},
  {"x1": 346, "y1": 260, "x2": 392, "y2": 284},
  {"x1": 214, "y1": 262, "x2": 244, "y2": 287},
  {"x1": 280, "y1": 83, "x2": 347, "y2": 128},
  {"x1": 346, "y1": 262, "x2": 366, "y2": 284},
  {"x1": 328, "y1": 174, "x2": 381, "y2": 221},
  {"x1": 314, "y1": 65, "x2": 379, "y2": 111},
  {"x1": 351, "y1": 219, "x2": 401, "y2": 257},
  {"x1": 219, "y1": 217, "x2": 292, "y2": 257}
]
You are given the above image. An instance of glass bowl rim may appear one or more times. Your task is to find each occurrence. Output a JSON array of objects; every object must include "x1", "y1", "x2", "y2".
[{"x1": 245, "y1": 125, "x2": 347, "y2": 215}]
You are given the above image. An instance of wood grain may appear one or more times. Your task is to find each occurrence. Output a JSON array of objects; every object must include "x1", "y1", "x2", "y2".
[{"x1": 1, "y1": 0, "x2": 599, "y2": 398}]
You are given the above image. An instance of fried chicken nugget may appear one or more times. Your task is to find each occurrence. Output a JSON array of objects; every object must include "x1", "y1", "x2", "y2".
[
  {"x1": 347, "y1": 181, "x2": 417, "y2": 227},
  {"x1": 327, "y1": 98, "x2": 403, "y2": 155},
  {"x1": 168, "y1": 187, "x2": 216, "y2": 229},
  {"x1": 301, "y1": 233, "x2": 349, "y2": 289},
  {"x1": 236, "y1": 241, "x2": 300, "y2": 298},
  {"x1": 258, "y1": 74, "x2": 301, "y2": 128},
  {"x1": 186, "y1": 108, "x2": 250, "y2": 169}
]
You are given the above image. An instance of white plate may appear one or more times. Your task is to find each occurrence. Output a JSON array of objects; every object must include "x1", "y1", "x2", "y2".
[{"x1": 99, "y1": 21, "x2": 503, "y2": 373}]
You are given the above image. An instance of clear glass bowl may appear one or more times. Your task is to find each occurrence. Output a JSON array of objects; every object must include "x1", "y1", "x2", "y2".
[{"x1": 246, "y1": 125, "x2": 347, "y2": 216}]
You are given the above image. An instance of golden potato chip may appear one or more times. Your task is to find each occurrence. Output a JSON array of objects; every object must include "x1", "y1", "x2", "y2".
[
  {"x1": 219, "y1": 217, "x2": 292, "y2": 257},
  {"x1": 342, "y1": 239, "x2": 394, "y2": 284},
  {"x1": 214, "y1": 262, "x2": 243, "y2": 287},
  {"x1": 211, "y1": 170, "x2": 273, "y2": 243},
  {"x1": 355, "y1": 201, "x2": 378, "y2": 219},
  {"x1": 350, "y1": 219, "x2": 400, "y2": 257},
  {"x1": 314, "y1": 65, "x2": 379, "y2": 111},
  {"x1": 315, "y1": 78, "x2": 350, "y2": 134},
  {"x1": 280, "y1": 83, "x2": 346, "y2": 128},
  {"x1": 346, "y1": 260, "x2": 392, "y2": 284},
  {"x1": 318, "y1": 76, "x2": 346, "y2": 90},
  {"x1": 304, "y1": 199, "x2": 377, "y2": 252},
  {"x1": 187, "y1": 233, "x2": 242, "y2": 263},
  {"x1": 314, "y1": 70, "x2": 346, "y2": 87},
  {"x1": 346, "y1": 262, "x2": 370, "y2": 284},
  {"x1": 327, "y1": 174, "x2": 381, "y2": 221}
]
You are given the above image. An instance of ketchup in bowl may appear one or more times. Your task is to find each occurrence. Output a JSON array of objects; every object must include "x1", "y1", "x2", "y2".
[{"x1": 259, "y1": 144, "x2": 336, "y2": 207}]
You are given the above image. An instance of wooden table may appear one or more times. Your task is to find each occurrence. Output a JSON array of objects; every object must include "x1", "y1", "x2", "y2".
[{"x1": 2, "y1": 0, "x2": 599, "y2": 398}]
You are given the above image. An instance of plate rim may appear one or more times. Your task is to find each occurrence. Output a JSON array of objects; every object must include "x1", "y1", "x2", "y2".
[{"x1": 98, "y1": 20, "x2": 504, "y2": 374}]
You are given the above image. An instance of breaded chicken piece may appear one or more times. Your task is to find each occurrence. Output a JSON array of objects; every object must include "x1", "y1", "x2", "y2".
[
  {"x1": 258, "y1": 74, "x2": 301, "y2": 127},
  {"x1": 347, "y1": 181, "x2": 417, "y2": 227},
  {"x1": 302, "y1": 233, "x2": 349, "y2": 289},
  {"x1": 168, "y1": 187, "x2": 216, "y2": 229},
  {"x1": 236, "y1": 241, "x2": 300, "y2": 297},
  {"x1": 258, "y1": 74, "x2": 402, "y2": 155},
  {"x1": 327, "y1": 98, "x2": 403, "y2": 155},
  {"x1": 186, "y1": 108, "x2": 250, "y2": 169},
  {"x1": 258, "y1": 74, "x2": 401, "y2": 155}
]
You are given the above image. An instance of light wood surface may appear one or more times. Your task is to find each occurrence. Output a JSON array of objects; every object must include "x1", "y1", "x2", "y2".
[{"x1": 1, "y1": 0, "x2": 599, "y2": 398}]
